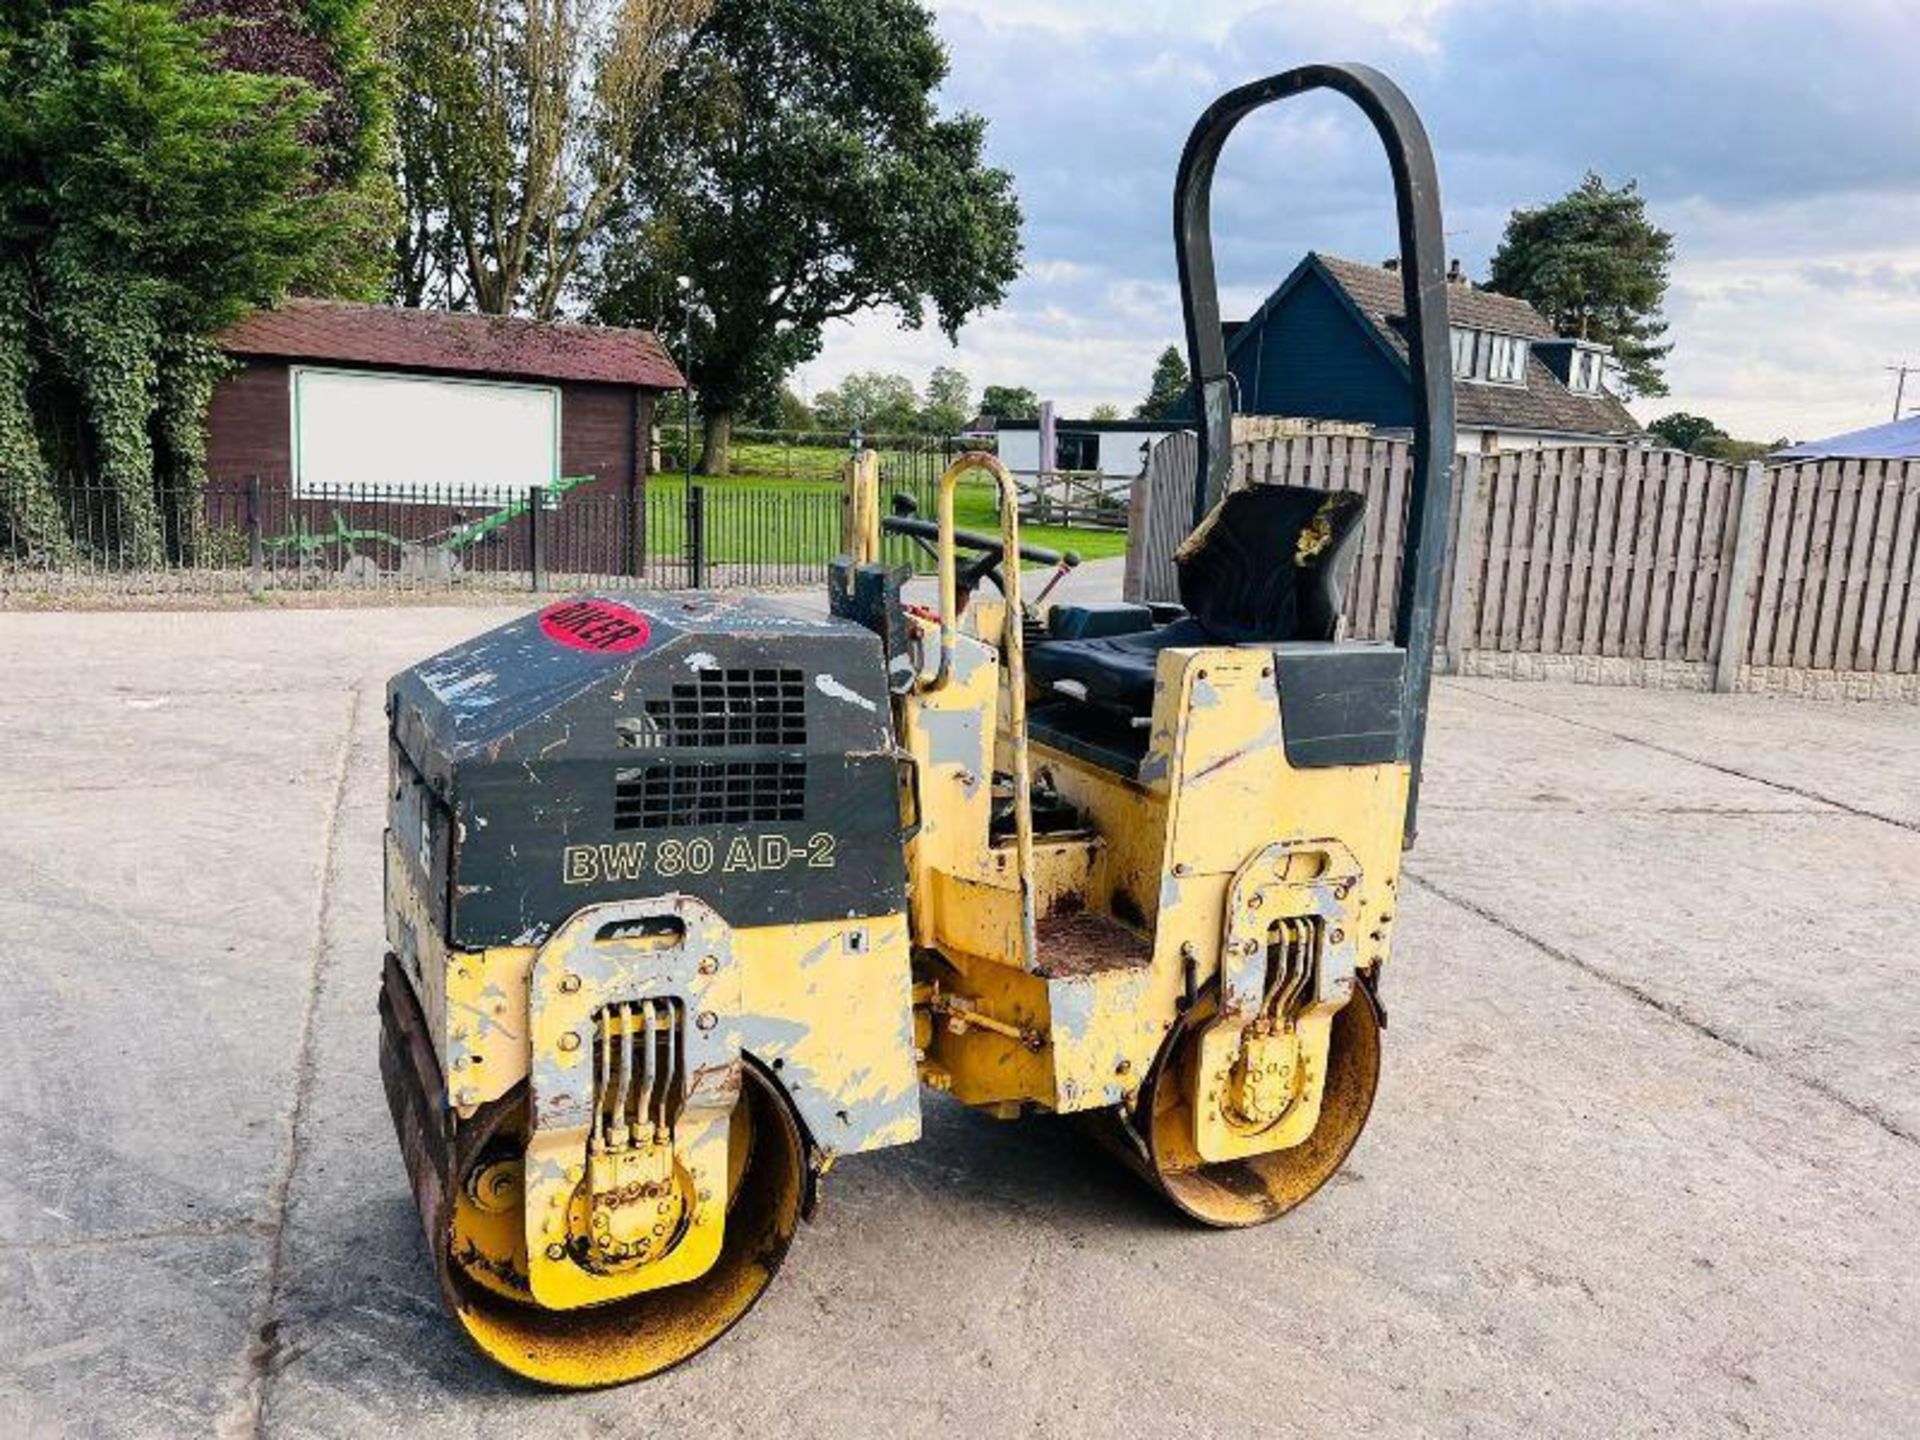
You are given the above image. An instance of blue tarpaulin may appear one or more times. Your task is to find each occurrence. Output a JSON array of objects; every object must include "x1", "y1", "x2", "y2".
[{"x1": 1774, "y1": 415, "x2": 1920, "y2": 461}]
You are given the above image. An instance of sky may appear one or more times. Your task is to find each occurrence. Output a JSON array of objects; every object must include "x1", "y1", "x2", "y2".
[{"x1": 790, "y1": 0, "x2": 1920, "y2": 442}]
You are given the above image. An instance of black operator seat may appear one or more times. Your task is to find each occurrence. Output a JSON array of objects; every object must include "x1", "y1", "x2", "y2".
[{"x1": 1026, "y1": 485, "x2": 1368, "y2": 715}]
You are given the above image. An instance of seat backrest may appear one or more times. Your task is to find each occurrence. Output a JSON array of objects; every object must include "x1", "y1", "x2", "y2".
[{"x1": 1174, "y1": 485, "x2": 1367, "y2": 643}]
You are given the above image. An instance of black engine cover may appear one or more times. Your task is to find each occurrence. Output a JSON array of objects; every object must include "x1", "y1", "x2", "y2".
[{"x1": 388, "y1": 593, "x2": 905, "y2": 949}]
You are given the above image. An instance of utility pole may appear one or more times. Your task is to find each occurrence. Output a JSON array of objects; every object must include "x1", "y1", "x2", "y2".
[{"x1": 1890, "y1": 363, "x2": 1916, "y2": 422}]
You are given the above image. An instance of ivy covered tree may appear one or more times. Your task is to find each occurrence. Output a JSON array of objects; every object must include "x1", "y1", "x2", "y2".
[
  {"x1": 1488, "y1": 174, "x2": 1674, "y2": 398},
  {"x1": 0, "y1": 0, "x2": 387, "y2": 564},
  {"x1": 194, "y1": 0, "x2": 393, "y2": 298},
  {"x1": 589, "y1": 0, "x2": 1021, "y2": 474}
]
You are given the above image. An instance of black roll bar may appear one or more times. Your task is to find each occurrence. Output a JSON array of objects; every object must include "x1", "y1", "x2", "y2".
[{"x1": 1172, "y1": 62, "x2": 1456, "y2": 844}]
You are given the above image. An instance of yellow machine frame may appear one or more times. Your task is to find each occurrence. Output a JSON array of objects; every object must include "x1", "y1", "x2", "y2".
[{"x1": 380, "y1": 58, "x2": 1456, "y2": 1389}]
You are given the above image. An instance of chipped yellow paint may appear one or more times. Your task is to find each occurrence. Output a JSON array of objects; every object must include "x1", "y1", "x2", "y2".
[
  {"x1": 898, "y1": 613, "x2": 1000, "y2": 889},
  {"x1": 519, "y1": 908, "x2": 741, "y2": 1308},
  {"x1": 731, "y1": 916, "x2": 922, "y2": 1153},
  {"x1": 911, "y1": 629, "x2": 1407, "y2": 1149},
  {"x1": 917, "y1": 951, "x2": 1053, "y2": 1109},
  {"x1": 383, "y1": 835, "x2": 918, "y2": 1319},
  {"x1": 384, "y1": 833, "x2": 535, "y2": 1114},
  {"x1": 387, "y1": 452, "x2": 1421, "y2": 1382},
  {"x1": 840, "y1": 449, "x2": 882, "y2": 562},
  {"x1": 444, "y1": 1066, "x2": 806, "y2": 1390},
  {"x1": 385, "y1": 835, "x2": 917, "y2": 1156}
]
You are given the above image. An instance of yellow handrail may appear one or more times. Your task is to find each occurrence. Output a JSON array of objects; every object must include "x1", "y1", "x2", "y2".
[{"x1": 915, "y1": 452, "x2": 1037, "y2": 969}]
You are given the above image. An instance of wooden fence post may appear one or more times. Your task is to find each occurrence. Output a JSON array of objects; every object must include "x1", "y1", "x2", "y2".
[
  {"x1": 1443, "y1": 451, "x2": 1484, "y2": 675},
  {"x1": 1714, "y1": 460, "x2": 1767, "y2": 692}
]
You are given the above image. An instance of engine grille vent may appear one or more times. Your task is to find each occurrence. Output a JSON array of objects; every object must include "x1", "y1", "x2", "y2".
[
  {"x1": 615, "y1": 761, "x2": 806, "y2": 830},
  {"x1": 628, "y1": 667, "x2": 806, "y2": 749}
]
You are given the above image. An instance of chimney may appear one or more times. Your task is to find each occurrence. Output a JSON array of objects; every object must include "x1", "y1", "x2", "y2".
[
  {"x1": 1447, "y1": 258, "x2": 1465, "y2": 284},
  {"x1": 1381, "y1": 257, "x2": 1400, "y2": 273}
]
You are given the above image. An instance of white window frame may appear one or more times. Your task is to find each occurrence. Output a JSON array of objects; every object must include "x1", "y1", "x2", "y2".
[
  {"x1": 1450, "y1": 327, "x2": 1478, "y2": 380},
  {"x1": 1571, "y1": 348, "x2": 1608, "y2": 394},
  {"x1": 1481, "y1": 333, "x2": 1529, "y2": 386}
]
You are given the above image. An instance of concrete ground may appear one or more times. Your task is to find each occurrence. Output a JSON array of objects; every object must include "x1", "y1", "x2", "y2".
[{"x1": 2, "y1": 587, "x2": 1917, "y2": 1438}]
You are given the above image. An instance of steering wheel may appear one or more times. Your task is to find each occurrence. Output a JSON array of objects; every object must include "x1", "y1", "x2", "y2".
[{"x1": 880, "y1": 507, "x2": 1079, "y2": 606}]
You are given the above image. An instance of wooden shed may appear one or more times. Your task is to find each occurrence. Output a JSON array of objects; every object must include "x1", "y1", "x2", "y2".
[{"x1": 210, "y1": 300, "x2": 683, "y2": 502}]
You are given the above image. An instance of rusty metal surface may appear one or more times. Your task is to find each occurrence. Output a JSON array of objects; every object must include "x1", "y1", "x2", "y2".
[
  {"x1": 381, "y1": 943, "x2": 811, "y2": 1388},
  {"x1": 1030, "y1": 910, "x2": 1152, "y2": 979}
]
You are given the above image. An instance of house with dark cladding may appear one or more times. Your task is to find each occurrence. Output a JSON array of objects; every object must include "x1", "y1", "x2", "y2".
[{"x1": 1208, "y1": 252, "x2": 1645, "y2": 455}]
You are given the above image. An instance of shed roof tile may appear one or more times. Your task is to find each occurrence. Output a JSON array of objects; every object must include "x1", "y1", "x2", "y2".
[{"x1": 219, "y1": 300, "x2": 684, "y2": 389}]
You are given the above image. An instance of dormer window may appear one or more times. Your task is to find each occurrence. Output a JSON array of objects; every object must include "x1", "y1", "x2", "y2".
[
  {"x1": 1483, "y1": 333, "x2": 1528, "y2": 385},
  {"x1": 1450, "y1": 326, "x2": 1476, "y2": 379},
  {"x1": 1447, "y1": 326, "x2": 1529, "y2": 386},
  {"x1": 1569, "y1": 347, "x2": 1608, "y2": 394}
]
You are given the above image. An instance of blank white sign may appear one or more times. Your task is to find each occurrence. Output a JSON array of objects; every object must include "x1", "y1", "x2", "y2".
[{"x1": 292, "y1": 367, "x2": 559, "y2": 499}]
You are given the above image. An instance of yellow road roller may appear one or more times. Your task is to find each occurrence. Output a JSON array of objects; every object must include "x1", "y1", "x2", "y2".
[{"x1": 379, "y1": 61, "x2": 1456, "y2": 1387}]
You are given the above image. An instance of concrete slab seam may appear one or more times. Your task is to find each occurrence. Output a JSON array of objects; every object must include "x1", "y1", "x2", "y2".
[
  {"x1": 220, "y1": 679, "x2": 364, "y2": 1440},
  {"x1": 0, "y1": 1219, "x2": 269, "y2": 1257},
  {"x1": 1439, "y1": 680, "x2": 1920, "y2": 836},
  {"x1": 1405, "y1": 870, "x2": 1920, "y2": 1150}
]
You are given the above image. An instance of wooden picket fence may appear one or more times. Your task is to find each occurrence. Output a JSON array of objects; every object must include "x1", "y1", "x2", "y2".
[{"x1": 1125, "y1": 432, "x2": 1920, "y2": 693}]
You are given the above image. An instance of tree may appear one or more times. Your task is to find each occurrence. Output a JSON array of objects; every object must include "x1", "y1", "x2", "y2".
[
  {"x1": 1488, "y1": 174, "x2": 1674, "y2": 398},
  {"x1": 773, "y1": 385, "x2": 814, "y2": 431},
  {"x1": 1134, "y1": 344, "x2": 1188, "y2": 419},
  {"x1": 1648, "y1": 412, "x2": 1781, "y2": 463},
  {"x1": 1089, "y1": 402, "x2": 1120, "y2": 421},
  {"x1": 389, "y1": 0, "x2": 705, "y2": 317},
  {"x1": 588, "y1": 0, "x2": 1021, "y2": 473},
  {"x1": 814, "y1": 372, "x2": 918, "y2": 434},
  {"x1": 1648, "y1": 412, "x2": 1725, "y2": 454},
  {"x1": 194, "y1": 0, "x2": 394, "y2": 299},
  {"x1": 0, "y1": 0, "x2": 385, "y2": 564},
  {"x1": 979, "y1": 385, "x2": 1038, "y2": 421},
  {"x1": 921, "y1": 366, "x2": 971, "y2": 435}
]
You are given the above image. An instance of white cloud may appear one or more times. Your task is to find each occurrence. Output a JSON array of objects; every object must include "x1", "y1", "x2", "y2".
[
  {"x1": 1657, "y1": 241, "x2": 1920, "y2": 441},
  {"x1": 941, "y1": 0, "x2": 1454, "y2": 46},
  {"x1": 794, "y1": 0, "x2": 1920, "y2": 441}
]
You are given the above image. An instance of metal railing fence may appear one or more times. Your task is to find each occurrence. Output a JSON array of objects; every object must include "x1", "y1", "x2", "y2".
[{"x1": 1, "y1": 466, "x2": 956, "y2": 600}]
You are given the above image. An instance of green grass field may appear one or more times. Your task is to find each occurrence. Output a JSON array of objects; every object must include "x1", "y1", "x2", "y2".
[
  {"x1": 639, "y1": 482, "x2": 1128, "y2": 565},
  {"x1": 638, "y1": 455, "x2": 1130, "y2": 567},
  {"x1": 644, "y1": 438, "x2": 1131, "y2": 564}
]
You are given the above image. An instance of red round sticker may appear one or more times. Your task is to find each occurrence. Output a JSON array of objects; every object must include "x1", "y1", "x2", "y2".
[{"x1": 538, "y1": 598, "x2": 652, "y2": 654}]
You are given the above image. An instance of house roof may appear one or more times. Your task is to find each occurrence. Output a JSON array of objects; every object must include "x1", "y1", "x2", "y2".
[
  {"x1": 1774, "y1": 415, "x2": 1920, "y2": 461},
  {"x1": 219, "y1": 300, "x2": 685, "y2": 390},
  {"x1": 1235, "y1": 253, "x2": 1644, "y2": 439},
  {"x1": 1316, "y1": 254, "x2": 1558, "y2": 340}
]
